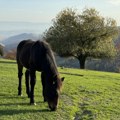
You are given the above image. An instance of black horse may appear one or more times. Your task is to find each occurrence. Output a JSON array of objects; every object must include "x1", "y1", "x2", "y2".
[{"x1": 16, "y1": 39, "x2": 64, "y2": 111}]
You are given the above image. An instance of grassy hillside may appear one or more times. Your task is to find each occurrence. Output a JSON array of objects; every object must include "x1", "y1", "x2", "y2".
[{"x1": 0, "y1": 59, "x2": 120, "y2": 120}]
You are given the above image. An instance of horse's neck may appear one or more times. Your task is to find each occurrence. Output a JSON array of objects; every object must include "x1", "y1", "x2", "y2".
[
  {"x1": 44, "y1": 64, "x2": 58, "y2": 79},
  {"x1": 43, "y1": 53, "x2": 58, "y2": 77},
  {"x1": 44, "y1": 67, "x2": 58, "y2": 89}
]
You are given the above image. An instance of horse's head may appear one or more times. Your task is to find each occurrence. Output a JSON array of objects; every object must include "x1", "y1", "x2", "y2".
[{"x1": 46, "y1": 76, "x2": 64, "y2": 111}]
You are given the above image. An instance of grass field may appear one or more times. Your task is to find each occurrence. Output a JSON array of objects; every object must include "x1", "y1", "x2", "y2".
[{"x1": 0, "y1": 59, "x2": 120, "y2": 120}]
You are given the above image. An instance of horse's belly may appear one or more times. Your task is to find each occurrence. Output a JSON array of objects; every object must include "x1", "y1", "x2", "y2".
[
  {"x1": 19, "y1": 57, "x2": 30, "y2": 69},
  {"x1": 19, "y1": 49, "x2": 30, "y2": 69}
]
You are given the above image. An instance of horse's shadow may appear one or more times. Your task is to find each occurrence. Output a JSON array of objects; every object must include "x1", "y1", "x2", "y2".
[
  {"x1": 0, "y1": 109, "x2": 49, "y2": 116},
  {"x1": 0, "y1": 94, "x2": 50, "y2": 116},
  {"x1": 0, "y1": 60, "x2": 16, "y2": 64}
]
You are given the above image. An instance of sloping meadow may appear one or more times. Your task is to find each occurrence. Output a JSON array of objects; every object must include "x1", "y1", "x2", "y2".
[{"x1": 0, "y1": 59, "x2": 120, "y2": 120}]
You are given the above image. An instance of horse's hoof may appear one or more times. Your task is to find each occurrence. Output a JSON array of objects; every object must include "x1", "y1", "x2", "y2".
[
  {"x1": 44, "y1": 99, "x2": 47, "y2": 102},
  {"x1": 18, "y1": 94, "x2": 22, "y2": 96},
  {"x1": 27, "y1": 92, "x2": 30, "y2": 98},
  {"x1": 30, "y1": 102, "x2": 36, "y2": 105},
  {"x1": 28, "y1": 95, "x2": 30, "y2": 98}
]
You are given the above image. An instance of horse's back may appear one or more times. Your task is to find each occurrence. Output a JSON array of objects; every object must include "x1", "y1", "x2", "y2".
[
  {"x1": 17, "y1": 40, "x2": 55, "y2": 71},
  {"x1": 17, "y1": 39, "x2": 35, "y2": 68},
  {"x1": 30, "y1": 41, "x2": 48, "y2": 71},
  {"x1": 17, "y1": 40, "x2": 44, "y2": 70}
]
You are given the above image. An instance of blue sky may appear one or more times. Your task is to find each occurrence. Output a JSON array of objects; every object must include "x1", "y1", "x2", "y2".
[{"x1": 0, "y1": 0, "x2": 120, "y2": 25}]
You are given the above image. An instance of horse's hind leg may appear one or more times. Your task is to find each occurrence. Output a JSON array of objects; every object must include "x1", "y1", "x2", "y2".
[
  {"x1": 17, "y1": 64, "x2": 23, "y2": 96},
  {"x1": 25, "y1": 70, "x2": 30, "y2": 98},
  {"x1": 30, "y1": 70, "x2": 36, "y2": 105}
]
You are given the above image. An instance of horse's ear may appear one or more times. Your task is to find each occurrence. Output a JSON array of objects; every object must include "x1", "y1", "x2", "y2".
[{"x1": 61, "y1": 77, "x2": 65, "y2": 82}]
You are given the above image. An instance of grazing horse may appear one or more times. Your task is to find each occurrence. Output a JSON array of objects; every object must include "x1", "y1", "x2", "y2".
[{"x1": 16, "y1": 39, "x2": 64, "y2": 111}]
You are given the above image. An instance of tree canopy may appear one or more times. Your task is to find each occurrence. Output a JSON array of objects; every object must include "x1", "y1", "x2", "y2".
[{"x1": 44, "y1": 8, "x2": 119, "y2": 69}]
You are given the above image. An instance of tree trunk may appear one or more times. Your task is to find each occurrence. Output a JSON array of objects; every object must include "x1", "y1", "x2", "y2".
[{"x1": 78, "y1": 55, "x2": 86, "y2": 69}]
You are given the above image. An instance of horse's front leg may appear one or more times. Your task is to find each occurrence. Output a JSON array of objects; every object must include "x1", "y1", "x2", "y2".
[
  {"x1": 41, "y1": 72, "x2": 47, "y2": 102},
  {"x1": 30, "y1": 70, "x2": 36, "y2": 105},
  {"x1": 25, "y1": 70, "x2": 30, "y2": 98}
]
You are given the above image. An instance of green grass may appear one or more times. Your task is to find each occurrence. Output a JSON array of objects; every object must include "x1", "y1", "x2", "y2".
[{"x1": 0, "y1": 59, "x2": 120, "y2": 120}]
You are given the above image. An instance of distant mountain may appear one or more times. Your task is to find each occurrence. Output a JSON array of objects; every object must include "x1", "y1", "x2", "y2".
[
  {"x1": 0, "y1": 35, "x2": 4, "y2": 41},
  {"x1": 2, "y1": 33, "x2": 40, "y2": 51},
  {"x1": 0, "y1": 21, "x2": 51, "y2": 37}
]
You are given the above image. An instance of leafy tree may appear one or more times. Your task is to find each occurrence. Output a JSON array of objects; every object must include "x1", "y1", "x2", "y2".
[{"x1": 44, "y1": 8, "x2": 119, "y2": 69}]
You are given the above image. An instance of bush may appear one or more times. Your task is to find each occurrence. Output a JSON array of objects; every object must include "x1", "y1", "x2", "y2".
[{"x1": 4, "y1": 49, "x2": 16, "y2": 60}]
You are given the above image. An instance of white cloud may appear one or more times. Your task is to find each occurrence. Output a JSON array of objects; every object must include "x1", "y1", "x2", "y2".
[{"x1": 107, "y1": 0, "x2": 120, "y2": 6}]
